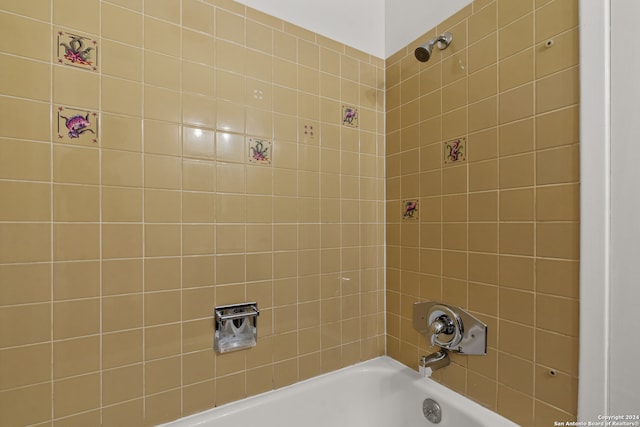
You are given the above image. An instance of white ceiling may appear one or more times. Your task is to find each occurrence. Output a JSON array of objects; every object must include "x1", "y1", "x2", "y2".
[
  {"x1": 235, "y1": 0, "x2": 472, "y2": 58},
  {"x1": 384, "y1": 0, "x2": 472, "y2": 57}
]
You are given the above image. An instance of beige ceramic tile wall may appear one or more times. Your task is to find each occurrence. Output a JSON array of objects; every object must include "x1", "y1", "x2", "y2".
[
  {"x1": 385, "y1": 0, "x2": 579, "y2": 426},
  {"x1": 0, "y1": 0, "x2": 386, "y2": 425}
]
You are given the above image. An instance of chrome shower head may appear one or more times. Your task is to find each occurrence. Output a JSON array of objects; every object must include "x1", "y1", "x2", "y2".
[
  {"x1": 415, "y1": 40, "x2": 436, "y2": 62},
  {"x1": 415, "y1": 32, "x2": 453, "y2": 62}
]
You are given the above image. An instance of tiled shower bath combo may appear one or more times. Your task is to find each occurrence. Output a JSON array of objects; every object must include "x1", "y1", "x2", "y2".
[
  {"x1": 386, "y1": 1, "x2": 579, "y2": 425},
  {"x1": 0, "y1": 0, "x2": 385, "y2": 425},
  {"x1": 0, "y1": 0, "x2": 578, "y2": 426}
]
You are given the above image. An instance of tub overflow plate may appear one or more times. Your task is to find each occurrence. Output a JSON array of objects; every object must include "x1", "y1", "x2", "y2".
[{"x1": 422, "y1": 398, "x2": 442, "y2": 424}]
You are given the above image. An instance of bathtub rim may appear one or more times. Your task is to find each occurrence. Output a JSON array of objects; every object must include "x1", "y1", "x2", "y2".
[{"x1": 160, "y1": 355, "x2": 518, "y2": 427}]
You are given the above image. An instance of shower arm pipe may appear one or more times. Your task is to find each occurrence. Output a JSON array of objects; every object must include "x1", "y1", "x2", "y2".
[{"x1": 433, "y1": 33, "x2": 452, "y2": 47}]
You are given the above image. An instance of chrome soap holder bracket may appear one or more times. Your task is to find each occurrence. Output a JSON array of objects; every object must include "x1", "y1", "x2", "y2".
[
  {"x1": 214, "y1": 302, "x2": 259, "y2": 354},
  {"x1": 413, "y1": 301, "x2": 487, "y2": 355}
]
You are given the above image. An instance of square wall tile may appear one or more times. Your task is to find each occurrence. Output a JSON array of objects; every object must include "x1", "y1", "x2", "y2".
[{"x1": 0, "y1": 12, "x2": 51, "y2": 61}]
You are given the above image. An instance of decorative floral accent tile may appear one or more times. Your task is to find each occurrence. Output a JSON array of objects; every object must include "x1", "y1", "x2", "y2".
[
  {"x1": 444, "y1": 137, "x2": 466, "y2": 164},
  {"x1": 248, "y1": 138, "x2": 271, "y2": 164},
  {"x1": 55, "y1": 105, "x2": 99, "y2": 144},
  {"x1": 56, "y1": 29, "x2": 99, "y2": 71},
  {"x1": 342, "y1": 105, "x2": 358, "y2": 128},
  {"x1": 402, "y1": 200, "x2": 419, "y2": 220}
]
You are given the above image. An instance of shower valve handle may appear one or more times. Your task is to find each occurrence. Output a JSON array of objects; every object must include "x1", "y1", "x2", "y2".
[{"x1": 429, "y1": 315, "x2": 455, "y2": 346}]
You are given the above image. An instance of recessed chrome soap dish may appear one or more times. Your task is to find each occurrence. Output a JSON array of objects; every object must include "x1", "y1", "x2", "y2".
[{"x1": 214, "y1": 302, "x2": 259, "y2": 354}]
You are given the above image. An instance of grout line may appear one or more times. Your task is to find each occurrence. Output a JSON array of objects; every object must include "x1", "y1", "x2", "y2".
[
  {"x1": 493, "y1": 5, "x2": 502, "y2": 408},
  {"x1": 48, "y1": 0, "x2": 54, "y2": 423},
  {"x1": 97, "y1": 1, "x2": 104, "y2": 423},
  {"x1": 531, "y1": 0, "x2": 539, "y2": 420},
  {"x1": 178, "y1": 0, "x2": 185, "y2": 415},
  {"x1": 140, "y1": 0, "x2": 146, "y2": 419}
]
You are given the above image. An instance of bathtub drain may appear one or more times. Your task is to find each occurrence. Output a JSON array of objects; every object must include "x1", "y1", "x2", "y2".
[{"x1": 422, "y1": 398, "x2": 442, "y2": 424}]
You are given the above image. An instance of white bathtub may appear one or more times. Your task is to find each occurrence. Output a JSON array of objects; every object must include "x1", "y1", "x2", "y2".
[{"x1": 162, "y1": 356, "x2": 518, "y2": 427}]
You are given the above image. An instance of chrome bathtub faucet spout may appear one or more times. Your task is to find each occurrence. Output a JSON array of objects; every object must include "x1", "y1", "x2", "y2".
[{"x1": 419, "y1": 350, "x2": 450, "y2": 377}]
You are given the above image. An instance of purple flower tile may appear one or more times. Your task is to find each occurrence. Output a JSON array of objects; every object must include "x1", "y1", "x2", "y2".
[
  {"x1": 56, "y1": 29, "x2": 99, "y2": 72},
  {"x1": 55, "y1": 105, "x2": 99, "y2": 145},
  {"x1": 444, "y1": 137, "x2": 466, "y2": 164},
  {"x1": 342, "y1": 105, "x2": 359, "y2": 128},
  {"x1": 248, "y1": 138, "x2": 271, "y2": 164},
  {"x1": 402, "y1": 199, "x2": 419, "y2": 220}
]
